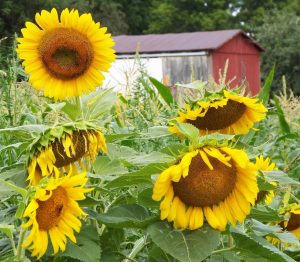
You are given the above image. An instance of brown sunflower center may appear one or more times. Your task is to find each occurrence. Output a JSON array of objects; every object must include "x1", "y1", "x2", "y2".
[
  {"x1": 173, "y1": 154, "x2": 236, "y2": 207},
  {"x1": 39, "y1": 28, "x2": 93, "y2": 80},
  {"x1": 52, "y1": 130, "x2": 90, "y2": 168},
  {"x1": 285, "y1": 213, "x2": 300, "y2": 231},
  {"x1": 255, "y1": 191, "x2": 268, "y2": 204},
  {"x1": 187, "y1": 100, "x2": 246, "y2": 130},
  {"x1": 36, "y1": 187, "x2": 67, "y2": 230}
]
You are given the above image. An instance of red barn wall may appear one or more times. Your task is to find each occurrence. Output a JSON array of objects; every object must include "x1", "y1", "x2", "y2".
[{"x1": 211, "y1": 34, "x2": 261, "y2": 95}]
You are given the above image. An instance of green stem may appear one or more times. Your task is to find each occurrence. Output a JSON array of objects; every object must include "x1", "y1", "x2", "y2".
[
  {"x1": 123, "y1": 236, "x2": 147, "y2": 262},
  {"x1": 15, "y1": 226, "x2": 26, "y2": 261},
  {"x1": 9, "y1": 234, "x2": 17, "y2": 256},
  {"x1": 75, "y1": 96, "x2": 84, "y2": 120},
  {"x1": 212, "y1": 246, "x2": 235, "y2": 255}
]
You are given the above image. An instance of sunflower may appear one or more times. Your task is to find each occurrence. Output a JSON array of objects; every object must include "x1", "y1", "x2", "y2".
[
  {"x1": 267, "y1": 204, "x2": 300, "y2": 245},
  {"x1": 169, "y1": 90, "x2": 267, "y2": 137},
  {"x1": 280, "y1": 205, "x2": 300, "y2": 240},
  {"x1": 254, "y1": 155, "x2": 277, "y2": 204},
  {"x1": 22, "y1": 171, "x2": 92, "y2": 258},
  {"x1": 17, "y1": 8, "x2": 116, "y2": 100},
  {"x1": 27, "y1": 129, "x2": 107, "y2": 185},
  {"x1": 152, "y1": 146, "x2": 258, "y2": 231}
]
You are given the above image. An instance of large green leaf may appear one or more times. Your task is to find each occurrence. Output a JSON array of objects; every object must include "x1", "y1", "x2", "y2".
[
  {"x1": 147, "y1": 222, "x2": 220, "y2": 262},
  {"x1": 259, "y1": 65, "x2": 275, "y2": 105},
  {"x1": 231, "y1": 230, "x2": 295, "y2": 262},
  {"x1": 149, "y1": 77, "x2": 175, "y2": 107},
  {"x1": 249, "y1": 206, "x2": 284, "y2": 222},
  {"x1": 107, "y1": 143, "x2": 175, "y2": 166},
  {"x1": 91, "y1": 156, "x2": 128, "y2": 177},
  {"x1": 263, "y1": 170, "x2": 299, "y2": 185},
  {"x1": 177, "y1": 123, "x2": 199, "y2": 144},
  {"x1": 137, "y1": 188, "x2": 160, "y2": 209},
  {"x1": 100, "y1": 228, "x2": 124, "y2": 262},
  {"x1": 95, "y1": 204, "x2": 159, "y2": 228},
  {"x1": 82, "y1": 88, "x2": 117, "y2": 121},
  {"x1": 57, "y1": 225, "x2": 101, "y2": 262}
]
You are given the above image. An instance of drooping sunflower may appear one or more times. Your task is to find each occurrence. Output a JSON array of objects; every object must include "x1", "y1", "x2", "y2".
[
  {"x1": 152, "y1": 146, "x2": 258, "y2": 231},
  {"x1": 22, "y1": 171, "x2": 92, "y2": 258},
  {"x1": 169, "y1": 90, "x2": 267, "y2": 137},
  {"x1": 17, "y1": 8, "x2": 116, "y2": 100},
  {"x1": 254, "y1": 155, "x2": 277, "y2": 204},
  {"x1": 27, "y1": 127, "x2": 107, "y2": 186}
]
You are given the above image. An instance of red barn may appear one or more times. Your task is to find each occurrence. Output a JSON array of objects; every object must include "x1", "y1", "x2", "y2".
[{"x1": 112, "y1": 30, "x2": 263, "y2": 95}]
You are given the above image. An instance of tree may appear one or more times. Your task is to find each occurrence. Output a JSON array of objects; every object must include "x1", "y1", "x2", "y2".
[
  {"x1": 146, "y1": 0, "x2": 238, "y2": 33},
  {"x1": 255, "y1": 9, "x2": 300, "y2": 94}
]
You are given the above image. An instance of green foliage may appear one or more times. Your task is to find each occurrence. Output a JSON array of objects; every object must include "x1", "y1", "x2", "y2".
[
  {"x1": 255, "y1": 10, "x2": 300, "y2": 94},
  {"x1": 147, "y1": 222, "x2": 220, "y2": 262}
]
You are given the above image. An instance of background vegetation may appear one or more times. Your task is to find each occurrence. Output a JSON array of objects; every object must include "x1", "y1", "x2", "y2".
[{"x1": 1, "y1": 0, "x2": 300, "y2": 93}]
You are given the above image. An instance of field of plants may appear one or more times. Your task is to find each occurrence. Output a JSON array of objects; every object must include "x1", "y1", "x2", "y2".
[{"x1": 0, "y1": 7, "x2": 300, "y2": 262}]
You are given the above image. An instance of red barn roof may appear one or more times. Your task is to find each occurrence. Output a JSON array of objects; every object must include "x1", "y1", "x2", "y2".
[{"x1": 113, "y1": 29, "x2": 263, "y2": 54}]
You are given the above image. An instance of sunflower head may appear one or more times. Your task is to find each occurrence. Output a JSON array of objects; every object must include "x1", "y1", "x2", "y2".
[
  {"x1": 152, "y1": 146, "x2": 258, "y2": 231},
  {"x1": 279, "y1": 204, "x2": 300, "y2": 240},
  {"x1": 254, "y1": 155, "x2": 277, "y2": 204},
  {"x1": 17, "y1": 8, "x2": 116, "y2": 100},
  {"x1": 22, "y1": 171, "x2": 92, "y2": 258},
  {"x1": 27, "y1": 126, "x2": 107, "y2": 186},
  {"x1": 169, "y1": 90, "x2": 267, "y2": 137}
]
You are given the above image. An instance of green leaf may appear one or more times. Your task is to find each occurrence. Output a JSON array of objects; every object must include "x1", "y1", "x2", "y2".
[
  {"x1": 149, "y1": 77, "x2": 174, "y2": 107},
  {"x1": 15, "y1": 202, "x2": 25, "y2": 219},
  {"x1": 232, "y1": 229, "x2": 296, "y2": 262},
  {"x1": 95, "y1": 204, "x2": 159, "y2": 228},
  {"x1": 91, "y1": 156, "x2": 128, "y2": 177},
  {"x1": 0, "y1": 179, "x2": 27, "y2": 198},
  {"x1": 0, "y1": 125, "x2": 47, "y2": 139},
  {"x1": 148, "y1": 244, "x2": 173, "y2": 262},
  {"x1": 106, "y1": 173, "x2": 152, "y2": 188},
  {"x1": 249, "y1": 206, "x2": 284, "y2": 222},
  {"x1": 105, "y1": 133, "x2": 136, "y2": 143},
  {"x1": 137, "y1": 188, "x2": 159, "y2": 209},
  {"x1": 100, "y1": 228, "x2": 124, "y2": 262},
  {"x1": 49, "y1": 126, "x2": 64, "y2": 138},
  {"x1": 259, "y1": 65, "x2": 275, "y2": 105},
  {"x1": 140, "y1": 126, "x2": 172, "y2": 139},
  {"x1": 147, "y1": 222, "x2": 220, "y2": 262},
  {"x1": 263, "y1": 170, "x2": 300, "y2": 185},
  {"x1": 124, "y1": 151, "x2": 176, "y2": 166},
  {"x1": 105, "y1": 163, "x2": 167, "y2": 188},
  {"x1": 0, "y1": 182, "x2": 16, "y2": 198},
  {"x1": 79, "y1": 196, "x2": 102, "y2": 207},
  {"x1": 61, "y1": 102, "x2": 82, "y2": 121},
  {"x1": 274, "y1": 96, "x2": 291, "y2": 134},
  {"x1": 83, "y1": 88, "x2": 117, "y2": 120},
  {"x1": 177, "y1": 122, "x2": 199, "y2": 144},
  {"x1": 0, "y1": 224, "x2": 14, "y2": 239},
  {"x1": 257, "y1": 176, "x2": 277, "y2": 191},
  {"x1": 57, "y1": 225, "x2": 101, "y2": 262},
  {"x1": 270, "y1": 232, "x2": 299, "y2": 245}
]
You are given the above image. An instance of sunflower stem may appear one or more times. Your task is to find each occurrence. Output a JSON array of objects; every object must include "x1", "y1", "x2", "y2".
[
  {"x1": 75, "y1": 96, "x2": 84, "y2": 120},
  {"x1": 228, "y1": 234, "x2": 233, "y2": 247},
  {"x1": 15, "y1": 226, "x2": 26, "y2": 261},
  {"x1": 123, "y1": 236, "x2": 147, "y2": 262}
]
